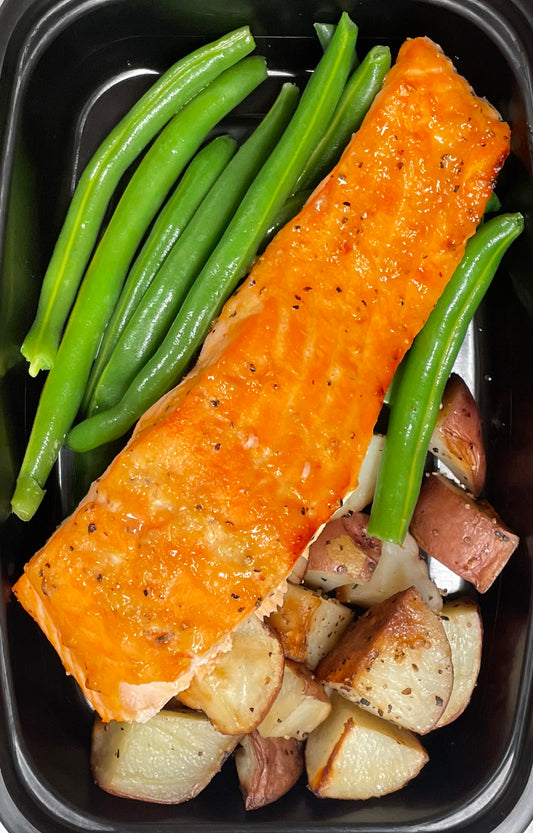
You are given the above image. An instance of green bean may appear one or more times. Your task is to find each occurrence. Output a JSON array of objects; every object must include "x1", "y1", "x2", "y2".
[
  {"x1": 382, "y1": 192, "x2": 503, "y2": 410},
  {"x1": 294, "y1": 44, "x2": 390, "y2": 193},
  {"x1": 367, "y1": 212, "x2": 524, "y2": 545},
  {"x1": 314, "y1": 22, "x2": 337, "y2": 52},
  {"x1": 20, "y1": 26, "x2": 256, "y2": 377},
  {"x1": 67, "y1": 13, "x2": 358, "y2": 453},
  {"x1": 81, "y1": 134, "x2": 238, "y2": 414},
  {"x1": 314, "y1": 22, "x2": 359, "y2": 70},
  {"x1": 88, "y1": 83, "x2": 299, "y2": 414},
  {"x1": 485, "y1": 191, "x2": 502, "y2": 213},
  {"x1": 10, "y1": 56, "x2": 267, "y2": 522},
  {"x1": 265, "y1": 45, "x2": 389, "y2": 253},
  {"x1": 259, "y1": 189, "x2": 312, "y2": 252}
]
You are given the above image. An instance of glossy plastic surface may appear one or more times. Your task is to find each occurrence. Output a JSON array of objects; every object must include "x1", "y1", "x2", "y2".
[{"x1": 0, "y1": 0, "x2": 533, "y2": 831}]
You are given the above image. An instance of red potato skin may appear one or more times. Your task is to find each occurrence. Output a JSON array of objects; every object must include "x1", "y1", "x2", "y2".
[
  {"x1": 430, "y1": 373, "x2": 486, "y2": 496},
  {"x1": 315, "y1": 586, "x2": 439, "y2": 680},
  {"x1": 306, "y1": 512, "x2": 382, "y2": 584},
  {"x1": 409, "y1": 473, "x2": 519, "y2": 593},
  {"x1": 236, "y1": 732, "x2": 304, "y2": 810}
]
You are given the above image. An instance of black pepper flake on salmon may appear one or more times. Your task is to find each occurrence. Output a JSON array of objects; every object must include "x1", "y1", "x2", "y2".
[{"x1": 155, "y1": 632, "x2": 173, "y2": 644}]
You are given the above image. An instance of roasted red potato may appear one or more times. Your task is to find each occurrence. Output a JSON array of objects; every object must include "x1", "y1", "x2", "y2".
[
  {"x1": 305, "y1": 691, "x2": 429, "y2": 800},
  {"x1": 235, "y1": 732, "x2": 304, "y2": 810},
  {"x1": 430, "y1": 373, "x2": 486, "y2": 496},
  {"x1": 315, "y1": 586, "x2": 453, "y2": 734},
  {"x1": 178, "y1": 614, "x2": 284, "y2": 734},
  {"x1": 304, "y1": 512, "x2": 382, "y2": 593},
  {"x1": 335, "y1": 530, "x2": 442, "y2": 611},
  {"x1": 91, "y1": 708, "x2": 239, "y2": 804},
  {"x1": 267, "y1": 583, "x2": 353, "y2": 669},
  {"x1": 257, "y1": 660, "x2": 331, "y2": 740},
  {"x1": 410, "y1": 472, "x2": 519, "y2": 593},
  {"x1": 436, "y1": 597, "x2": 483, "y2": 728}
]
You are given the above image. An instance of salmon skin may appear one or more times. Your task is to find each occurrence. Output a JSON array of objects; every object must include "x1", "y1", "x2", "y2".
[{"x1": 13, "y1": 37, "x2": 510, "y2": 723}]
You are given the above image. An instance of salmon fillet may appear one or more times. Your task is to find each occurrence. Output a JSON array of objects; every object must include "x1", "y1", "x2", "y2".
[{"x1": 13, "y1": 37, "x2": 510, "y2": 723}]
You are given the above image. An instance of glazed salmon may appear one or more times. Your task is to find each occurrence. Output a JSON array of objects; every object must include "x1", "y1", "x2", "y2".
[{"x1": 13, "y1": 37, "x2": 510, "y2": 723}]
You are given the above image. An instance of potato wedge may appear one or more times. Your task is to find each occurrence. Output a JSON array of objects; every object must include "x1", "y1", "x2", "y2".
[
  {"x1": 410, "y1": 472, "x2": 519, "y2": 593},
  {"x1": 91, "y1": 707, "x2": 239, "y2": 804},
  {"x1": 304, "y1": 512, "x2": 381, "y2": 593},
  {"x1": 257, "y1": 660, "x2": 331, "y2": 739},
  {"x1": 267, "y1": 583, "x2": 353, "y2": 669},
  {"x1": 306, "y1": 691, "x2": 428, "y2": 800},
  {"x1": 235, "y1": 732, "x2": 304, "y2": 810},
  {"x1": 429, "y1": 373, "x2": 486, "y2": 496},
  {"x1": 178, "y1": 614, "x2": 284, "y2": 734},
  {"x1": 435, "y1": 596, "x2": 483, "y2": 727},
  {"x1": 316, "y1": 586, "x2": 453, "y2": 734},
  {"x1": 336, "y1": 530, "x2": 443, "y2": 611}
]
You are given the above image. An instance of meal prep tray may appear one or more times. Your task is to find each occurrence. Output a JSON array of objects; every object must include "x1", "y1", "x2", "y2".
[{"x1": 1, "y1": 0, "x2": 533, "y2": 830}]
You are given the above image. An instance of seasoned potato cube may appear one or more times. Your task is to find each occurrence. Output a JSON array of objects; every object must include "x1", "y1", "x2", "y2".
[
  {"x1": 235, "y1": 732, "x2": 304, "y2": 810},
  {"x1": 178, "y1": 614, "x2": 284, "y2": 734},
  {"x1": 306, "y1": 691, "x2": 428, "y2": 800},
  {"x1": 410, "y1": 472, "x2": 519, "y2": 593},
  {"x1": 316, "y1": 586, "x2": 453, "y2": 734},
  {"x1": 304, "y1": 512, "x2": 381, "y2": 593},
  {"x1": 91, "y1": 707, "x2": 239, "y2": 804},
  {"x1": 429, "y1": 373, "x2": 486, "y2": 496},
  {"x1": 267, "y1": 583, "x2": 353, "y2": 669},
  {"x1": 336, "y1": 530, "x2": 443, "y2": 611},
  {"x1": 257, "y1": 660, "x2": 331, "y2": 739},
  {"x1": 435, "y1": 596, "x2": 483, "y2": 728}
]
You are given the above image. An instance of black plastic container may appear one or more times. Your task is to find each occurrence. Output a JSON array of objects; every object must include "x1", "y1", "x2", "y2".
[{"x1": 1, "y1": 0, "x2": 533, "y2": 830}]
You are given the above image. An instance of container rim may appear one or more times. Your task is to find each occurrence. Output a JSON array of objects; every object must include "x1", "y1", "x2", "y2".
[{"x1": 1, "y1": 0, "x2": 533, "y2": 831}]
